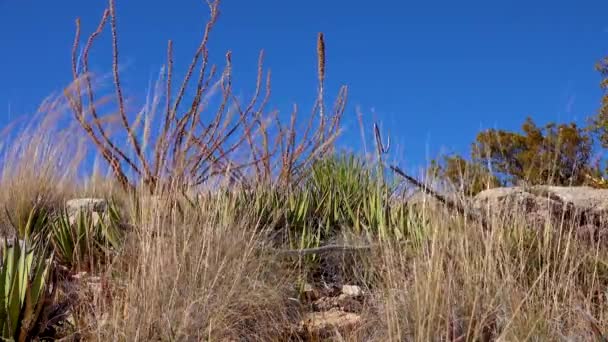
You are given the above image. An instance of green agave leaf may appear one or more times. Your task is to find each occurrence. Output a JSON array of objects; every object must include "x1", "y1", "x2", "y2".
[
  {"x1": 19, "y1": 206, "x2": 48, "y2": 242},
  {"x1": 4, "y1": 242, "x2": 27, "y2": 339},
  {"x1": 20, "y1": 251, "x2": 51, "y2": 341},
  {"x1": 0, "y1": 243, "x2": 8, "y2": 331}
]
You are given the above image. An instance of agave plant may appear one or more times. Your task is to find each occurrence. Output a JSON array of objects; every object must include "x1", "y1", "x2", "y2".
[{"x1": 0, "y1": 240, "x2": 54, "y2": 342}]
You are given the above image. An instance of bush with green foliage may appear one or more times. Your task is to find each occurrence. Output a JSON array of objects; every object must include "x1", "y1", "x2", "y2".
[{"x1": 431, "y1": 117, "x2": 597, "y2": 194}]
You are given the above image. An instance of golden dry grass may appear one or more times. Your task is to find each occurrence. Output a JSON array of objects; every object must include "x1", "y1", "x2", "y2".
[
  {"x1": 2, "y1": 2, "x2": 608, "y2": 341},
  {"x1": 0, "y1": 96, "x2": 88, "y2": 236},
  {"x1": 2, "y1": 124, "x2": 608, "y2": 340},
  {"x1": 84, "y1": 193, "x2": 298, "y2": 341}
]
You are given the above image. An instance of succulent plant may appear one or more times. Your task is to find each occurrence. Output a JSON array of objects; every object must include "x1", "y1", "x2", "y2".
[{"x1": 0, "y1": 239, "x2": 53, "y2": 342}]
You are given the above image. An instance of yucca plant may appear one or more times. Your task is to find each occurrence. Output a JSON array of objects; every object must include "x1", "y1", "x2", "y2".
[
  {"x1": 51, "y1": 209, "x2": 96, "y2": 270},
  {"x1": 0, "y1": 240, "x2": 53, "y2": 342},
  {"x1": 100, "y1": 201, "x2": 123, "y2": 251},
  {"x1": 357, "y1": 183, "x2": 390, "y2": 237},
  {"x1": 307, "y1": 154, "x2": 431, "y2": 243},
  {"x1": 286, "y1": 190, "x2": 318, "y2": 262},
  {"x1": 50, "y1": 202, "x2": 123, "y2": 271},
  {"x1": 242, "y1": 187, "x2": 285, "y2": 232},
  {"x1": 5, "y1": 204, "x2": 50, "y2": 243},
  {"x1": 309, "y1": 155, "x2": 372, "y2": 229},
  {"x1": 240, "y1": 154, "x2": 427, "y2": 257},
  {"x1": 308, "y1": 154, "x2": 394, "y2": 237}
]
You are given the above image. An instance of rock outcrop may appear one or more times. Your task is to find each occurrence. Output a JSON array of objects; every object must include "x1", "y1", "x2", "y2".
[
  {"x1": 473, "y1": 186, "x2": 608, "y2": 241},
  {"x1": 474, "y1": 186, "x2": 608, "y2": 222},
  {"x1": 406, "y1": 185, "x2": 608, "y2": 241}
]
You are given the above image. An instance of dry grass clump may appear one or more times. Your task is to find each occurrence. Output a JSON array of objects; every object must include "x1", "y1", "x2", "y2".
[
  {"x1": 87, "y1": 191, "x2": 299, "y2": 341},
  {"x1": 364, "y1": 200, "x2": 608, "y2": 341},
  {"x1": 0, "y1": 96, "x2": 88, "y2": 236}
]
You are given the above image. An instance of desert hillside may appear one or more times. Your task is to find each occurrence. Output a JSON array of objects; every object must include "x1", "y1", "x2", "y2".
[{"x1": 1, "y1": 1, "x2": 608, "y2": 341}]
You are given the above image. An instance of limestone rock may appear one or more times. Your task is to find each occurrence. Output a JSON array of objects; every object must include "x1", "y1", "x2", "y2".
[
  {"x1": 341, "y1": 284, "x2": 363, "y2": 297},
  {"x1": 66, "y1": 198, "x2": 107, "y2": 214},
  {"x1": 536, "y1": 186, "x2": 608, "y2": 218},
  {"x1": 66, "y1": 198, "x2": 108, "y2": 226},
  {"x1": 473, "y1": 186, "x2": 608, "y2": 237}
]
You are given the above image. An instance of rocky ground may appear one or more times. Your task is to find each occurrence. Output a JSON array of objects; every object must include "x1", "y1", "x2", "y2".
[{"x1": 297, "y1": 283, "x2": 366, "y2": 339}]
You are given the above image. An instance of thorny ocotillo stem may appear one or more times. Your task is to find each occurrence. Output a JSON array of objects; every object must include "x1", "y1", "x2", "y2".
[
  {"x1": 80, "y1": 9, "x2": 143, "y2": 176},
  {"x1": 168, "y1": 1, "x2": 221, "y2": 177},
  {"x1": 152, "y1": 39, "x2": 174, "y2": 182},
  {"x1": 109, "y1": 0, "x2": 153, "y2": 185},
  {"x1": 68, "y1": 11, "x2": 134, "y2": 191}
]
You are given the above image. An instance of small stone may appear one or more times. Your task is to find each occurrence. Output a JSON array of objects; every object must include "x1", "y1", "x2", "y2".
[
  {"x1": 1, "y1": 238, "x2": 26, "y2": 250},
  {"x1": 71, "y1": 272, "x2": 89, "y2": 280},
  {"x1": 300, "y1": 309, "x2": 362, "y2": 337},
  {"x1": 66, "y1": 198, "x2": 108, "y2": 227},
  {"x1": 341, "y1": 285, "x2": 363, "y2": 297},
  {"x1": 303, "y1": 283, "x2": 314, "y2": 293}
]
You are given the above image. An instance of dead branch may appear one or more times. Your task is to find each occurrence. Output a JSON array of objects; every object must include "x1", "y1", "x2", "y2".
[
  {"x1": 390, "y1": 165, "x2": 490, "y2": 231},
  {"x1": 275, "y1": 244, "x2": 372, "y2": 257}
]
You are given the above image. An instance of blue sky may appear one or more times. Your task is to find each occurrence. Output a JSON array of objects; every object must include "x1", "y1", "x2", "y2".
[{"x1": 1, "y1": 0, "x2": 607, "y2": 171}]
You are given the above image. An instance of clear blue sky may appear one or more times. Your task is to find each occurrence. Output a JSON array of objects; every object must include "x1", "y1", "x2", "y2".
[{"x1": 1, "y1": 0, "x2": 607, "y2": 170}]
